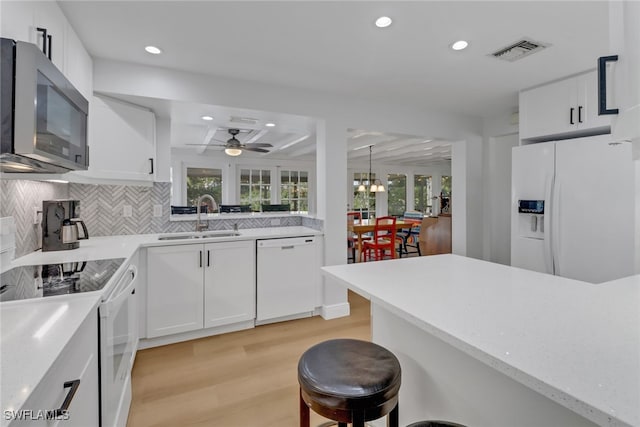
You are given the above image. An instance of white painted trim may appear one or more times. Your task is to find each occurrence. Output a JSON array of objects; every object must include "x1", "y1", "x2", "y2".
[
  {"x1": 320, "y1": 302, "x2": 350, "y2": 320},
  {"x1": 255, "y1": 311, "x2": 313, "y2": 326},
  {"x1": 138, "y1": 320, "x2": 255, "y2": 349}
]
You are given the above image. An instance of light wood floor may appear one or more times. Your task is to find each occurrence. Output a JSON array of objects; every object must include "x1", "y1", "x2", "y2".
[{"x1": 127, "y1": 291, "x2": 371, "y2": 427}]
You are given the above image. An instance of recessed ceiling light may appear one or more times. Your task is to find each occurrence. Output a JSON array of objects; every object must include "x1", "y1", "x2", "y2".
[
  {"x1": 451, "y1": 40, "x2": 469, "y2": 51},
  {"x1": 265, "y1": 123, "x2": 276, "y2": 127},
  {"x1": 375, "y1": 16, "x2": 392, "y2": 28},
  {"x1": 201, "y1": 115, "x2": 213, "y2": 121},
  {"x1": 144, "y1": 45, "x2": 162, "y2": 55}
]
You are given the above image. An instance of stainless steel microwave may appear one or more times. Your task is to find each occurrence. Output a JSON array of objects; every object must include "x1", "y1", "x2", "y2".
[{"x1": 1, "y1": 38, "x2": 88, "y2": 173}]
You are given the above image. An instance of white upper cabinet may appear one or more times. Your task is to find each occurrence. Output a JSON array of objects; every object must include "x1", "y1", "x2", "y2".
[
  {"x1": 0, "y1": 1, "x2": 37, "y2": 43},
  {"x1": 69, "y1": 95, "x2": 156, "y2": 183},
  {"x1": 33, "y1": 1, "x2": 67, "y2": 71},
  {"x1": 519, "y1": 69, "x2": 611, "y2": 141},
  {"x1": 0, "y1": 1, "x2": 93, "y2": 99},
  {"x1": 64, "y1": 24, "x2": 93, "y2": 100}
]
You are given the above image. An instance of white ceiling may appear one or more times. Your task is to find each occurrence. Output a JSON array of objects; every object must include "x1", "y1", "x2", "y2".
[{"x1": 60, "y1": 0, "x2": 611, "y2": 165}]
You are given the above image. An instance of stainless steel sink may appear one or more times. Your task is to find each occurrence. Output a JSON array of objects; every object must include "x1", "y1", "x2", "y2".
[{"x1": 158, "y1": 231, "x2": 241, "y2": 241}]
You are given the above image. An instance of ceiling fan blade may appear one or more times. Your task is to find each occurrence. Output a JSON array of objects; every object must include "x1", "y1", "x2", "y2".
[
  {"x1": 245, "y1": 143, "x2": 273, "y2": 148},
  {"x1": 242, "y1": 146, "x2": 270, "y2": 153},
  {"x1": 184, "y1": 143, "x2": 226, "y2": 147}
]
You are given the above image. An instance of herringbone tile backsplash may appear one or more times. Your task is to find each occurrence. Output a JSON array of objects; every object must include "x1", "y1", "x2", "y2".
[
  {"x1": 2, "y1": 180, "x2": 322, "y2": 258},
  {"x1": 0, "y1": 180, "x2": 69, "y2": 257},
  {"x1": 69, "y1": 182, "x2": 312, "y2": 236}
]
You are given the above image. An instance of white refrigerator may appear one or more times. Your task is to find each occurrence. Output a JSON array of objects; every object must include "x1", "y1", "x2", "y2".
[{"x1": 510, "y1": 134, "x2": 634, "y2": 283}]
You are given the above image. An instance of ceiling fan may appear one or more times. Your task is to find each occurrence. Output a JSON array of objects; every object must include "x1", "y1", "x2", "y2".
[{"x1": 210, "y1": 128, "x2": 273, "y2": 156}]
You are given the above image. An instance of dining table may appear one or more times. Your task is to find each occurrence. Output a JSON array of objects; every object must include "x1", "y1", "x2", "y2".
[{"x1": 348, "y1": 219, "x2": 414, "y2": 262}]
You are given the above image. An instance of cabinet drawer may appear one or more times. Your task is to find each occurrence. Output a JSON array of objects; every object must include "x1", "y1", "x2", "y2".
[{"x1": 11, "y1": 312, "x2": 99, "y2": 426}]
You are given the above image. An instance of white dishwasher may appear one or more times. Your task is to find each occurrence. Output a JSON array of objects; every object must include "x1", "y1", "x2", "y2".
[{"x1": 256, "y1": 235, "x2": 318, "y2": 324}]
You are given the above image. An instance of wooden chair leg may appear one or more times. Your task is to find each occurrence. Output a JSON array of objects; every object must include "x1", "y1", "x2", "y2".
[
  {"x1": 387, "y1": 402, "x2": 399, "y2": 427},
  {"x1": 299, "y1": 389, "x2": 309, "y2": 427}
]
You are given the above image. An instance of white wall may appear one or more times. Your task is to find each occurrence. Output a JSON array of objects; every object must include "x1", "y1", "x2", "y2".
[
  {"x1": 486, "y1": 134, "x2": 519, "y2": 265},
  {"x1": 481, "y1": 110, "x2": 520, "y2": 262},
  {"x1": 609, "y1": 0, "x2": 640, "y2": 273},
  {"x1": 93, "y1": 59, "x2": 484, "y2": 314}
]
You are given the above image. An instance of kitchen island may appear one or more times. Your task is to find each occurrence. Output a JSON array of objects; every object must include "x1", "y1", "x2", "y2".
[{"x1": 322, "y1": 255, "x2": 640, "y2": 427}]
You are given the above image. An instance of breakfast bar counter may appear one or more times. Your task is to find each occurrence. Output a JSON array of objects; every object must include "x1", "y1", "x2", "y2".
[{"x1": 322, "y1": 255, "x2": 640, "y2": 427}]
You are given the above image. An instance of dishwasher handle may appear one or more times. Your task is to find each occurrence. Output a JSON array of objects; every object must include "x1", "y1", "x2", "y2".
[{"x1": 257, "y1": 236, "x2": 316, "y2": 248}]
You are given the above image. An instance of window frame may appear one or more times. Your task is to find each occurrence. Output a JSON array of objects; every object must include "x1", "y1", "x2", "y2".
[{"x1": 280, "y1": 169, "x2": 310, "y2": 213}]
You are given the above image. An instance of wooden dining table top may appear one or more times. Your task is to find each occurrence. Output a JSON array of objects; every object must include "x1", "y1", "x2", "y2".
[{"x1": 347, "y1": 220, "x2": 414, "y2": 233}]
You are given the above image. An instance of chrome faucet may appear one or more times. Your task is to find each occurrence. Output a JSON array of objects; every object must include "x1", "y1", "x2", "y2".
[{"x1": 195, "y1": 194, "x2": 218, "y2": 232}]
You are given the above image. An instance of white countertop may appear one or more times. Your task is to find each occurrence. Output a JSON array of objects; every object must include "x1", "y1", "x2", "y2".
[
  {"x1": 1, "y1": 225, "x2": 321, "y2": 421},
  {"x1": 0, "y1": 294, "x2": 101, "y2": 426},
  {"x1": 322, "y1": 254, "x2": 640, "y2": 427},
  {"x1": 10, "y1": 226, "x2": 321, "y2": 267}
]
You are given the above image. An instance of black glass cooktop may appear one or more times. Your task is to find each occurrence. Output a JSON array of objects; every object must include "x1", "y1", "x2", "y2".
[{"x1": 0, "y1": 258, "x2": 125, "y2": 302}]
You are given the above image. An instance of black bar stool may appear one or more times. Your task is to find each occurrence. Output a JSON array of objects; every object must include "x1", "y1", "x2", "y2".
[{"x1": 297, "y1": 339, "x2": 402, "y2": 427}]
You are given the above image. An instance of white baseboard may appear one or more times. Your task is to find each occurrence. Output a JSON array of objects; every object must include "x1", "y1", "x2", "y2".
[
  {"x1": 255, "y1": 311, "x2": 312, "y2": 326},
  {"x1": 138, "y1": 320, "x2": 255, "y2": 349},
  {"x1": 320, "y1": 302, "x2": 350, "y2": 319}
]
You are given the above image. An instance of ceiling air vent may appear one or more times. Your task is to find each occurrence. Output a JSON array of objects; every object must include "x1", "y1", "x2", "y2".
[
  {"x1": 491, "y1": 39, "x2": 549, "y2": 62},
  {"x1": 229, "y1": 116, "x2": 259, "y2": 125}
]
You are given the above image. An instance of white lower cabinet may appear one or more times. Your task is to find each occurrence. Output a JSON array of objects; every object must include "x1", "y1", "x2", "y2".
[
  {"x1": 12, "y1": 311, "x2": 99, "y2": 426},
  {"x1": 204, "y1": 241, "x2": 256, "y2": 328},
  {"x1": 146, "y1": 240, "x2": 255, "y2": 339}
]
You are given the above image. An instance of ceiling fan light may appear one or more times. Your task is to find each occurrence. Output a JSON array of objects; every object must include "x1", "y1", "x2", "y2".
[{"x1": 224, "y1": 148, "x2": 242, "y2": 156}]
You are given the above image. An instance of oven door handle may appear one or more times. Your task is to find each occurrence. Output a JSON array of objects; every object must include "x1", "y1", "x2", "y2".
[{"x1": 99, "y1": 265, "x2": 137, "y2": 318}]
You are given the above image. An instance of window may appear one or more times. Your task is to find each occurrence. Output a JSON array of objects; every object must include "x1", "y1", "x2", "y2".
[
  {"x1": 414, "y1": 174, "x2": 432, "y2": 214},
  {"x1": 352, "y1": 172, "x2": 375, "y2": 215},
  {"x1": 387, "y1": 173, "x2": 407, "y2": 217},
  {"x1": 240, "y1": 168, "x2": 271, "y2": 211},
  {"x1": 186, "y1": 167, "x2": 222, "y2": 210},
  {"x1": 281, "y1": 170, "x2": 309, "y2": 212},
  {"x1": 441, "y1": 175, "x2": 452, "y2": 195},
  {"x1": 440, "y1": 175, "x2": 452, "y2": 213}
]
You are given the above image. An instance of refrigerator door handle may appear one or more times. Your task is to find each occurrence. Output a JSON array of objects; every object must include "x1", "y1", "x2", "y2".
[
  {"x1": 551, "y1": 180, "x2": 562, "y2": 277},
  {"x1": 544, "y1": 174, "x2": 555, "y2": 275}
]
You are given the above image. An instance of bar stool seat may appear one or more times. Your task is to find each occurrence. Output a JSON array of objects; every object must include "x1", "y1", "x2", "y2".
[
  {"x1": 406, "y1": 422, "x2": 467, "y2": 427},
  {"x1": 298, "y1": 339, "x2": 401, "y2": 427}
]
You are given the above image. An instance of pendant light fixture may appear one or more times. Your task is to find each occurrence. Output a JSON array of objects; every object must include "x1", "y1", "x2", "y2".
[{"x1": 367, "y1": 145, "x2": 385, "y2": 193}]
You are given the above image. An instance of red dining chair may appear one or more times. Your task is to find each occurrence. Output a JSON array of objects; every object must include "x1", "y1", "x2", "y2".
[
  {"x1": 362, "y1": 216, "x2": 397, "y2": 261},
  {"x1": 347, "y1": 212, "x2": 370, "y2": 262}
]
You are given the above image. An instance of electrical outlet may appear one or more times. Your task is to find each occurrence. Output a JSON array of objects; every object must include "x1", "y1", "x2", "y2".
[
  {"x1": 153, "y1": 205, "x2": 163, "y2": 217},
  {"x1": 270, "y1": 218, "x2": 281, "y2": 226},
  {"x1": 123, "y1": 205, "x2": 133, "y2": 218}
]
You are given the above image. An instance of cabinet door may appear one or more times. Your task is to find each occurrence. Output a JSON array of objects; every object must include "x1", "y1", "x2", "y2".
[
  {"x1": 12, "y1": 312, "x2": 99, "y2": 426},
  {"x1": 147, "y1": 245, "x2": 204, "y2": 338},
  {"x1": 0, "y1": 1, "x2": 36, "y2": 42},
  {"x1": 76, "y1": 95, "x2": 155, "y2": 182},
  {"x1": 577, "y1": 70, "x2": 612, "y2": 131},
  {"x1": 519, "y1": 77, "x2": 576, "y2": 139},
  {"x1": 34, "y1": 1, "x2": 67, "y2": 72},
  {"x1": 64, "y1": 24, "x2": 93, "y2": 100},
  {"x1": 204, "y1": 241, "x2": 256, "y2": 328}
]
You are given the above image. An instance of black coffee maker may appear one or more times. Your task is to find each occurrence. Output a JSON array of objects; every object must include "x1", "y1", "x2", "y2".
[{"x1": 42, "y1": 200, "x2": 89, "y2": 251}]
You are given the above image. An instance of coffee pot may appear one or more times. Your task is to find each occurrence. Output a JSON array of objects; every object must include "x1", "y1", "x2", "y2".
[
  {"x1": 42, "y1": 200, "x2": 90, "y2": 251},
  {"x1": 62, "y1": 219, "x2": 89, "y2": 244}
]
